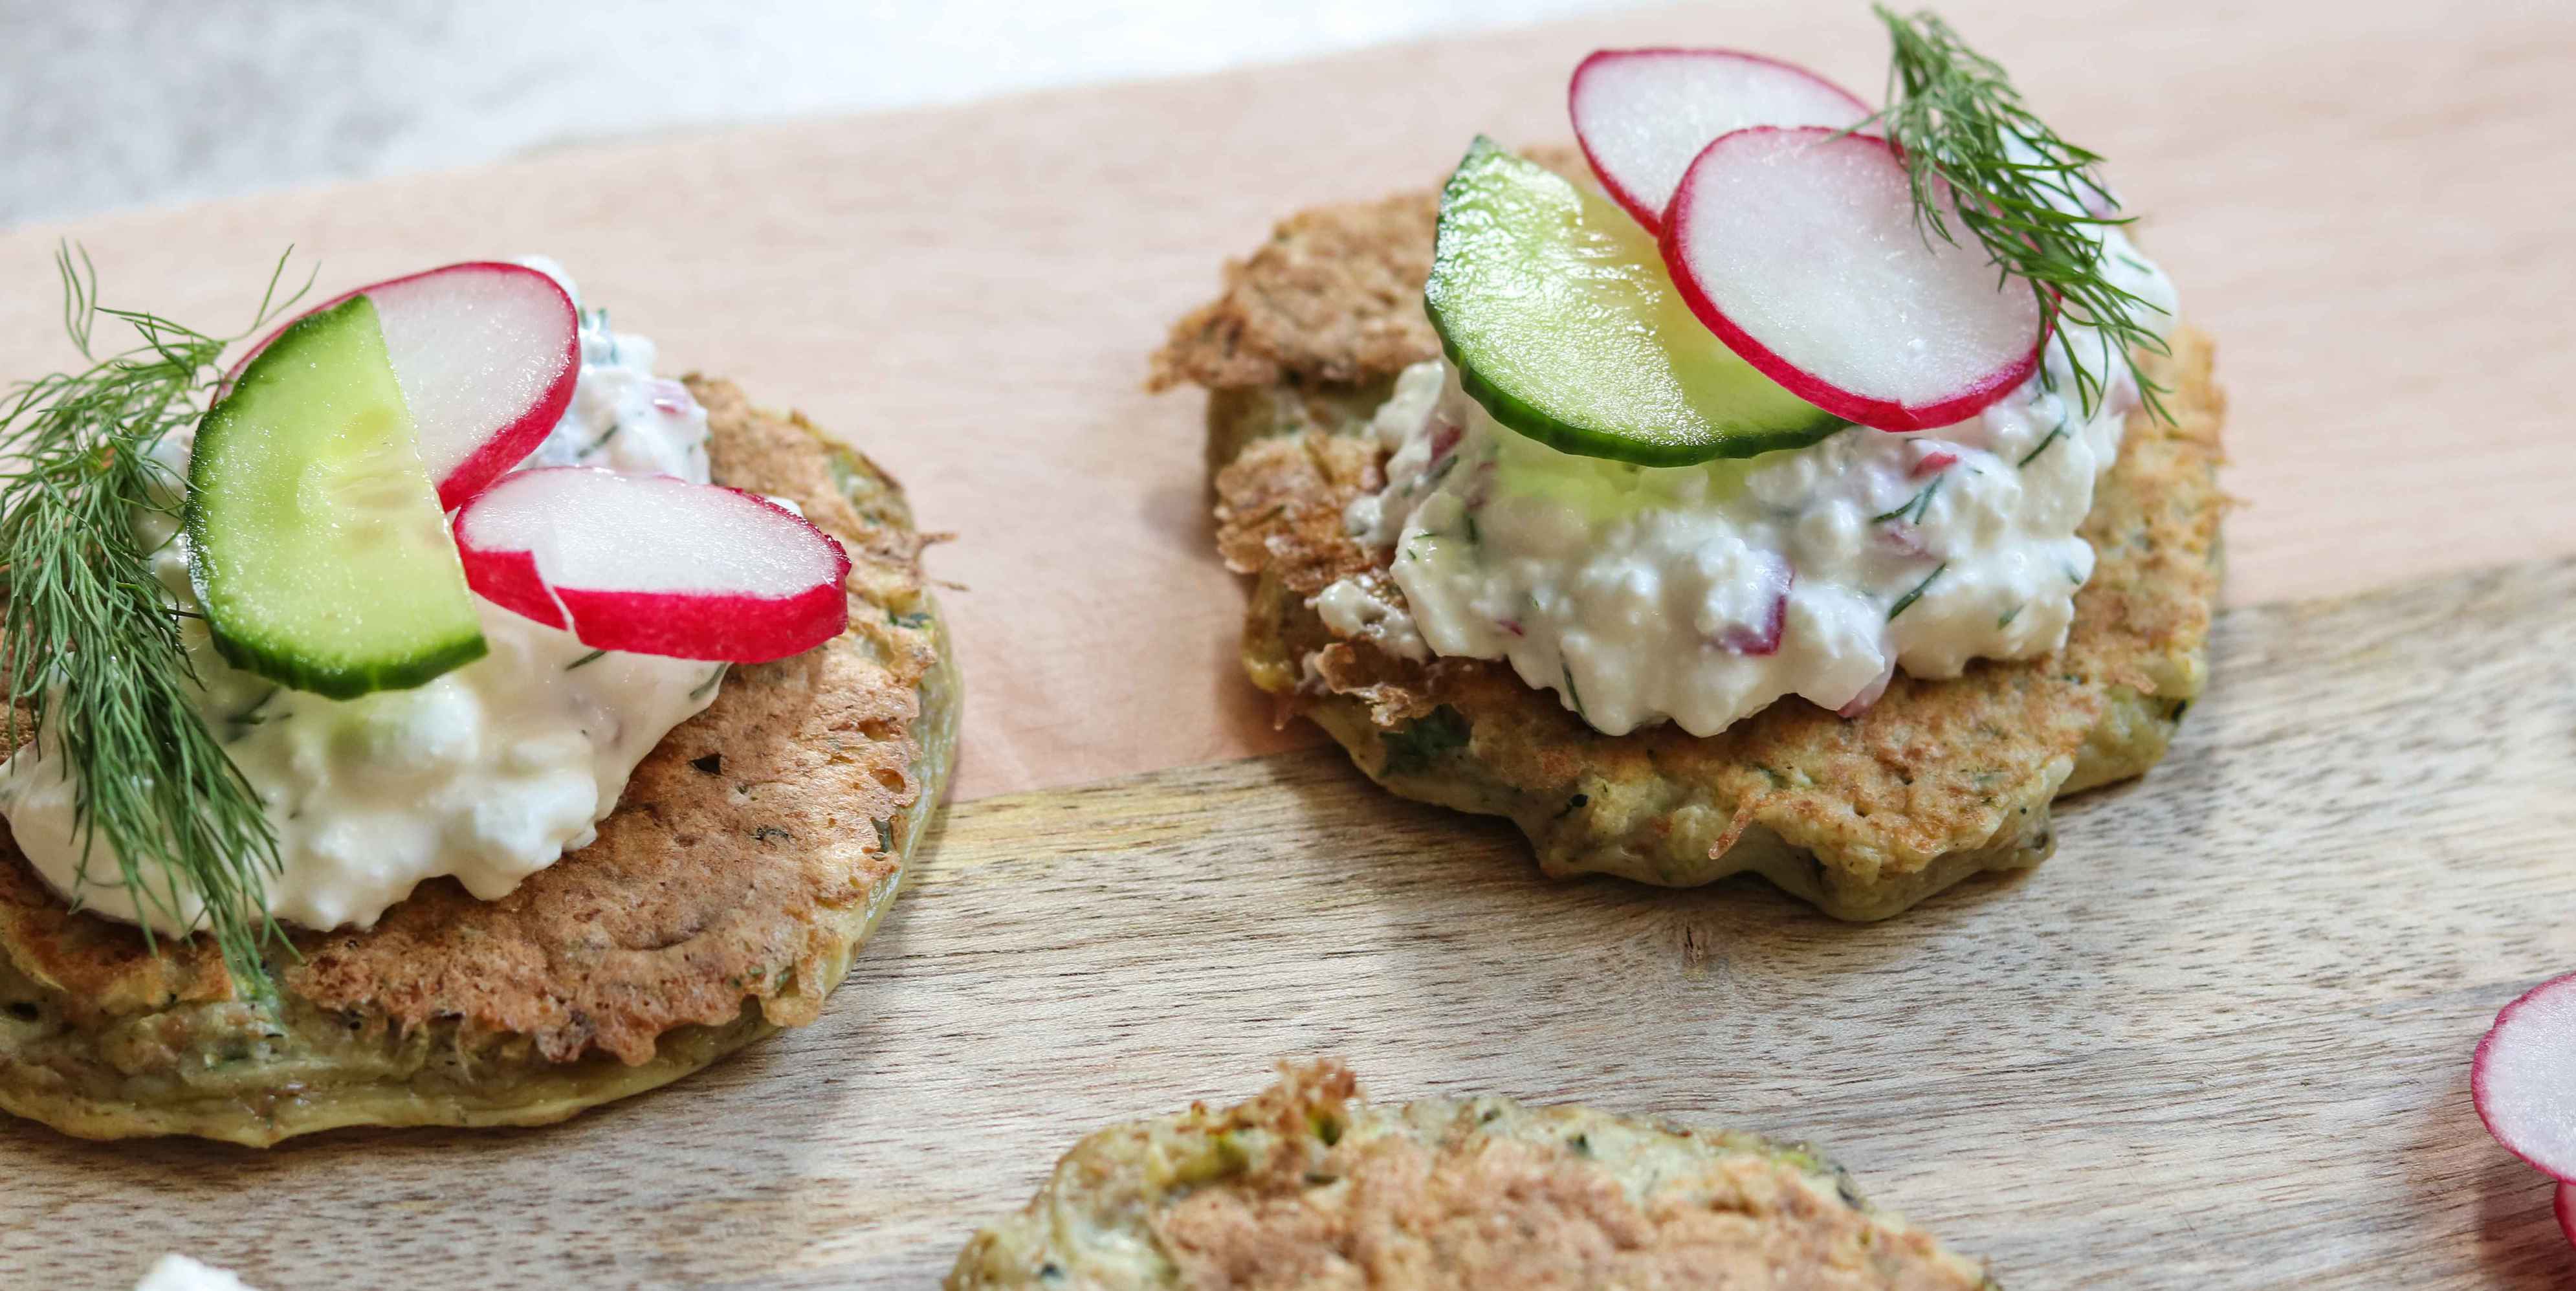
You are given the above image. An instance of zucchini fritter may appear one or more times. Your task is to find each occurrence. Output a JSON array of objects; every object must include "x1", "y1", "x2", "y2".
[
  {"x1": 0, "y1": 380, "x2": 957, "y2": 1145},
  {"x1": 951, "y1": 1059, "x2": 1996, "y2": 1289},
  {"x1": 1161, "y1": 151, "x2": 2225, "y2": 919}
]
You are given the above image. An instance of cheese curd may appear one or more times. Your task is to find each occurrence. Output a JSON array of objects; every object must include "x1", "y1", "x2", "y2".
[
  {"x1": 0, "y1": 261, "x2": 723, "y2": 936},
  {"x1": 1319, "y1": 228, "x2": 2175, "y2": 738},
  {"x1": 134, "y1": 1256, "x2": 261, "y2": 1291}
]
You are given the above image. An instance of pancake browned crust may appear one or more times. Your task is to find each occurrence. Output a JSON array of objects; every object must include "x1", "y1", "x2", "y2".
[
  {"x1": 949, "y1": 1059, "x2": 1996, "y2": 1289},
  {"x1": 0, "y1": 377, "x2": 959, "y2": 1145},
  {"x1": 1158, "y1": 149, "x2": 2226, "y2": 920}
]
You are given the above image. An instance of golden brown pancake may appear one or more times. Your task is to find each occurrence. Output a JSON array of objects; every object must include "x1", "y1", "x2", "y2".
[
  {"x1": 1159, "y1": 149, "x2": 2226, "y2": 920},
  {"x1": 949, "y1": 1059, "x2": 1996, "y2": 1289},
  {"x1": 0, "y1": 377, "x2": 958, "y2": 1145}
]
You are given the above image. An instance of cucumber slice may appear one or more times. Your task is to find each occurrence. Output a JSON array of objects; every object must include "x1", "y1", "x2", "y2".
[
  {"x1": 186, "y1": 295, "x2": 487, "y2": 699},
  {"x1": 1424, "y1": 137, "x2": 1849, "y2": 466}
]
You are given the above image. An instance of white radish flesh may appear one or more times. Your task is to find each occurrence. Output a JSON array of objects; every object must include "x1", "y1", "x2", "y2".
[
  {"x1": 454, "y1": 467, "x2": 851, "y2": 662},
  {"x1": 2473, "y1": 972, "x2": 2576, "y2": 1183},
  {"x1": 1661, "y1": 126, "x2": 2043, "y2": 433},
  {"x1": 1570, "y1": 47, "x2": 1871, "y2": 230},
  {"x1": 230, "y1": 262, "x2": 578, "y2": 510}
]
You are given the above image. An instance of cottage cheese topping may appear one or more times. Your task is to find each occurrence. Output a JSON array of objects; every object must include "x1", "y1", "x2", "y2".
[
  {"x1": 135, "y1": 1256, "x2": 261, "y2": 1291},
  {"x1": 0, "y1": 261, "x2": 723, "y2": 936},
  {"x1": 1320, "y1": 228, "x2": 2174, "y2": 738},
  {"x1": 516, "y1": 256, "x2": 712, "y2": 481}
]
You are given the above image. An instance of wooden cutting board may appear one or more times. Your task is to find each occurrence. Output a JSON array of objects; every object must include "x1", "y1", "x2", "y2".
[{"x1": 4, "y1": 1, "x2": 2573, "y2": 1287}]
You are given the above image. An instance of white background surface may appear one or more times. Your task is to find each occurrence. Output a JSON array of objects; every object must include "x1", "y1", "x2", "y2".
[{"x1": 0, "y1": 0, "x2": 1635, "y2": 228}]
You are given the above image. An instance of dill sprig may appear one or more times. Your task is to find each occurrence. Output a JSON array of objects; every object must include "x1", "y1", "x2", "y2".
[
  {"x1": 1865, "y1": 6, "x2": 2171, "y2": 423},
  {"x1": 1870, "y1": 474, "x2": 1944, "y2": 525},
  {"x1": 0, "y1": 245, "x2": 309, "y2": 999},
  {"x1": 1888, "y1": 560, "x2": 1947, "y2": 622}
]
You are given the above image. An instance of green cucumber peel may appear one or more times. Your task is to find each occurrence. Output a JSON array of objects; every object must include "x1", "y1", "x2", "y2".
[
  {"x1": 184, "y1": 294, "x2": 487, "y2": 700},
  {"x1": 1424, "y1": 137, "x2": 1850, "y2": 467}
]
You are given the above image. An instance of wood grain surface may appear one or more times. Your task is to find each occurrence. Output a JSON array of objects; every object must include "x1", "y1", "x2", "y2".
[
  {"x1": 7, "y1": 558, "x2": 2571, "y2": 1286},
  {"x1": 5, "y1": 2, "x2": 2575, "y2": 1287},
  {"x1": 0, "y1": 0, "x2": 2569, "y2": 800}
]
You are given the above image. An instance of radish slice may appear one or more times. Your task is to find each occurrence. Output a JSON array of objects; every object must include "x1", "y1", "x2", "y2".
[
  {"x1": 1570, "y1": 48, "x2": 1872, "y2": 231},
  {"x1": 2558, "y1": 1182, "x2": 2576, "y2": 1249},
  {"x1": 2474, "y1": 972, "x2": 2576, "y2": 1183},
  {"x1": 454, "y1": 467, "x2": 851, "y2": 662},
  {"x1": 1837, "y1": 660, "x2": 1896, "y2": 719},
  {"x1": 1715, "y1": 559, "x2": 1791, "y2": 656},
  {"x1": 1662, "y1": 126, "x2": 2044, "y2": 433},
  {"x1": 230, "y1": 262, "x2": 578, "y2": 510}
]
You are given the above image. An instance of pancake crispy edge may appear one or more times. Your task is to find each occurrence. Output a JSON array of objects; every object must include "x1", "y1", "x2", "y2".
[
  {"x1": 1163, "y1": 149, "x2": 2227, "y2": 920},
  {"x1": 0, "y1": 377, "x2": 959, "y2": 1145},
  {"x1": 949, "y1": 1058, "x2": 1996, "y2": 1289}
]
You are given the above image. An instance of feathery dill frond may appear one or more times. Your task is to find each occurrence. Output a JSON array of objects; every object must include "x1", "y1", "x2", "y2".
[{"x1": 0, "y1": 245, "x2": 308, "y2": 998}]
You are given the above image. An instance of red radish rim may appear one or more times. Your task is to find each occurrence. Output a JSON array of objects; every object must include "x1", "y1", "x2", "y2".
[
  {"x1": 1714, "y1": 560, "x2": 1792, "y2": 656},
  {"x1": 1569, "y1": 47, "x2": 1872, "y2": 232},
  {"x1": 2557, "y1": 1182, "x2": 2575, "y2": 1249},
  {"x1": 1659, "y1": 126, "x2": 2043, "y2": 433},
  {"x1": 2472, "y1": 971, "x2": 2576, "y2": 1183},
  {"x1": 1836, "y1": 663, "x2": 1895, "y2": 719},
  {"x1": 455, "y1": 469, "x2": 854, "y2": 663},
  {"x1": 461, "y1": 547, "x2": 567, "y2": 632},
  {"x1": 223, "y1": 261, "x2": 580, "y2": 510},
  {"x1": 225, "y1": 261, "x2": 571, "y2": 386},
  {"x1": 413, "y1": 265, "x2": 579, "y2": 509},
  {"x1": 551, "y1": 582, "x2": 850, "y2": 663}
]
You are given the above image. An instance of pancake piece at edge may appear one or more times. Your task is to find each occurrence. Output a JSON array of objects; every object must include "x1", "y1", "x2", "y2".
[
  {"x1": 949, "y1": 1058, "x2": 1996, "y2": 1288},
  {"x1": 1157, "y1": 147, "x2": 2227, "y2": 920},
  {"x1": 0, "y1": 377, "x2": 959, "y2": 1145}
]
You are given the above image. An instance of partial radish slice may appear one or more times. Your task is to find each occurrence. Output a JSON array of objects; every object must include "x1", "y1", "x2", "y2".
[
  {"x1": 1662, "y1": 126, "x2": 2044, "y2": 433},
  {"x1": 2557, "y1": 1183, "x2": 2575, "y2": 1249},
  {"x1": 1836, "y1": 661, "x2": 1895, "y2": 719},
  {"x1": 1715, "y1": 559, "x2": 1791, "y2": 656},
  {"x1": 2473, "y1": 972, "x2": 2576, "y2": 1183},
  {"x1": 1425, "y1": 138, "x2": 1847, "y2": 466},
  {"x1": 454, "y1": 467, "x2": 851, "y2": 663},
  {"x1": 1570, "y1": 48, "x2": 1871, "y2": 231},
  {"x1": 230, "y1": 262, "x2": 578, "y2": 510}
]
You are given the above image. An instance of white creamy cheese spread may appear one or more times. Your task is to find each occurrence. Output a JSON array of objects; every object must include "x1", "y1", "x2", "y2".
[
  {"x1": 135, "y1": 1255, "x2": 261, "y2": 1291},
  {"x1": 1321, "y1": 228, "x2": 2175, "y2": 738},
  {"x1": 0, "y1": 259, "x2": 724, "y2": 936}
]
